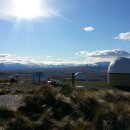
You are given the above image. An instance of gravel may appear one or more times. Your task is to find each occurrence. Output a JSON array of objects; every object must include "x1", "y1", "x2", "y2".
[{"x1": 0, "y1": 94, "x2": 23, "y2": 110}]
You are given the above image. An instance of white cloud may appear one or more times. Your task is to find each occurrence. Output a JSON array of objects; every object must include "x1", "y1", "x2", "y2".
[
  {"x1": 83, "y1": 26, "x2": 95, "y2": 32},
  {"x1": 0, "y1": 54, "x2": 33, "y2": 64},
  {"x1": 75, "y1": 51, "x2": 89, "y2": 57},
  {"x1": 115, "y1": 32, "x2": 130, "y2": 41},
  {"x1": 46, "y1": 55, "x2": 52, "y2": 58},
  {"x1": 0, "y1": 0, "x2": 58, "y2": 21},
  {"x1": 0, "y1": 54, "x2": 12, "y2": 58},
  {"x1": 0, "y1": 49, "x2": 130, "y2": 66},
  {"x1": 76, "y1": 49, "x2": 130, "y2": 63},
  {"x1": 0, "y1": 53, "x2": 82, "y2": 66}
]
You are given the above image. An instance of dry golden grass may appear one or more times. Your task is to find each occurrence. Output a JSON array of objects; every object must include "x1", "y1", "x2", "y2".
[{"x1": 0, "y1": 83, "x2": 130, "y2": 130}]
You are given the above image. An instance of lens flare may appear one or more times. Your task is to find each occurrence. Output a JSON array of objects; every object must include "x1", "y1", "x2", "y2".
[{"x1": 13, "y1": 0, "x2": 43, "y2": 19}]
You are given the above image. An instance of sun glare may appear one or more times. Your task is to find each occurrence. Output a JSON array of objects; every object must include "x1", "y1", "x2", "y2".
[{"x1": 13, "y1": 0, "x2": 43, "y2": 19}]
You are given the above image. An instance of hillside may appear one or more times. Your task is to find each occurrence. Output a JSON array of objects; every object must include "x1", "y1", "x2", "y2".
[{"x1": 0, "y1": 83, "x2": 130, "y2": 130}]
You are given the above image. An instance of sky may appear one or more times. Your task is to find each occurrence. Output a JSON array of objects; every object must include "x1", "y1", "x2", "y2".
[{"x1": 0, "y1": 0, "x2": 130, "y2": 65}]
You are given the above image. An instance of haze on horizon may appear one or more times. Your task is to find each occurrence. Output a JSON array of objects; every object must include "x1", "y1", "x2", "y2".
[{"x1": 0, "y1": 0, "x2": 130, "y2": 65}]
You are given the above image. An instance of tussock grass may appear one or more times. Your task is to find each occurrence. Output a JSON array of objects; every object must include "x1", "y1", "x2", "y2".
[
  {"x1": 0, "y1": 106, "x2": 15, "y2": 123},
  {"x1": 6, "y1": 114, "x2": 31, "y2": 130},
  {"x1": 1, "y1": 83, "x2": 130, "y2": 130}
]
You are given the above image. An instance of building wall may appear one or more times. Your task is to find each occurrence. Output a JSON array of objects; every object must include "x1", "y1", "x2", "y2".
[
  {"x1": 108, "y1": 73, "x2": 130, "y2": 87},
  {"x1": 33, "y1": 72, "x2": 48, "y2": 84}
]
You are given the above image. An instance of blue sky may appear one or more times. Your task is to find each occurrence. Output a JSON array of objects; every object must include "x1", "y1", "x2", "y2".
[{"x1": 0, "y1": 0, "x2": 130, "y2": 65}]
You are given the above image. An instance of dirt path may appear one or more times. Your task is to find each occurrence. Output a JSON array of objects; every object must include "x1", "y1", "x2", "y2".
[{"x1": 0, "y1": 94, "x2": 23, "y2": 110}]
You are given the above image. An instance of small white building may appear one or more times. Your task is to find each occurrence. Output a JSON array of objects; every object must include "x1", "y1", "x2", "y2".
[
  {"x1": 75, "y1": 72, "x2": 87, "y2": 81},
  {"x1": 108, "y1": 57, "x2": 130, "y2": 87},
  {"x1": 33, "y1": 72, "x2": 48, "y2": 84}
]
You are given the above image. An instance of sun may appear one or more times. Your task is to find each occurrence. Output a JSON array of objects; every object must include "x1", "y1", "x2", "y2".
[{"x1": 13, "y1": 0, "x2": 43, "y2": 19}]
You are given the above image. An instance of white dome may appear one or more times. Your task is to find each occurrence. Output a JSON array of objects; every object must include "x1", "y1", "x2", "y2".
[
  {"x1": 108, "y1": 57, "x2": 130, "y2": 73},
  {"x1": 75, "y1": 72, "x2": 86, "y2": 80}
]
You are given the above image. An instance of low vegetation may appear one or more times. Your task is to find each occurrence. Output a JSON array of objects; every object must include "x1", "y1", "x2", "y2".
[{"x1": 0, "y1": 82, "x2": 130, "y2": 130}]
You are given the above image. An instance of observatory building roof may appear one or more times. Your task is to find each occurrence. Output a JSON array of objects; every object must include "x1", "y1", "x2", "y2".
[
  {"x1": 108, "y1": 57, "x2": 130, "y2": 74},
  {"x1": 75, "y1": 72, "x2": 86, "y2": 80}
]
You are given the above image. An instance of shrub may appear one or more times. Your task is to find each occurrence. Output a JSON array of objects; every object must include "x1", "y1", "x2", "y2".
[
  {"x1": 29, "y1": 122, "x2": 42, "y2": 130},
  {"x1": 18, "y1": 96, "x2": 43, "y2": 120},
  {"x1": 0, "y1": 106, "x2": 15, "y2": 122},
  {"x1": 37, "y1": 85, "x2": 58, "y2": 106},
  {"x1": 79, "y1": 98, "x2": 100, "y2": 121},
  {"x1": 40, "y1": 110, "x2": 55, "y2": 130},
  {"x1": 6, "y1": 115, "x2": 31, "y2": 130},
  {"x1": 70, "y1": 119, "x2": 94, "y2": 130},
  {"x1": 70, "y1": 110, "x2": 83, "y2": 122},
  {"x1": 18, "y1": 85, "x2": 58, "y2": 120},
  {"x1": 60, "y1": 84, "x2": 73, "y2": 95},
  {"x1": 104, "y1": 91, "x2": 130, "y2": 103},
  {"x1": 70, "y1": 91, "x2": 80, "y2": 104},
  {"x1": 39, "y1": 91, "x2": 57, "y2": 107},
  {"x1": 53, "y1": 116, "x2": 73, "y2": 130},
  {"x1": 117, "y1": 112, "x2": 130, "y2": 130},
  {"x1": 104, "y1": 91, "x2": 118, "y2": 102},
  {"x1": 115, "y1": 103, "x2": 130, "y2": 130},
  {"x1": 52, "y1": 96, "x2": 74, "y2": 120},
  {"x1": 96, "y1": 110, "x2": 117, "y2": 130},
  {"x1": 37, "y1": 84, "x2": 57, "y2": 96},
  {"x1": 0, "y1": 89, "x2": 10, "y2": 95}
]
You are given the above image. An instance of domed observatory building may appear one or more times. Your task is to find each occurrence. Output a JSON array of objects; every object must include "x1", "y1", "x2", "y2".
[
  {"x1": 75, "y1": 72, "x2": 87, "y2": 81},
  {"x1": 108, "y1": 57, "x2": 130, "y2": 87},
  {"x1": 33, "y1": 72, "x2": 48, "y2": 84}
]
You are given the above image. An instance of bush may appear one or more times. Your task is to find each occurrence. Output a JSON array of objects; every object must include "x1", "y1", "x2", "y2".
[
  {"x1": 18, "y1": 96, "x2": 43, "y2": 120},
  {"x1": 40, "y1": 110, "x2": 55, "y2": 130},
  {"x1": 104, "y1": 91, "x2": 130, "y2": 103},
  {"x1": 29, "y1": 109, "x2": 55, "y2": 130},
  {"x1": 37, "y1": 84, "x2": 57, "y2": 96},
  {"x1": 0, "y1": 89, "x2": 10, "y2": 95},
  {"x1": 117, "y1": 112, "x2": 130, "y2": 130},
  {"x1": 96, "y1": 110, "x2": 117, "y2": 130},
  {"x1": 79, "y1": 98, "x2": 100, "y2": 121},
  {"x1": 6, "y1": 115, "x2": 31, "y2": 130},
  {"x1": 70, "y1": 91, "x2": 80, "y2": 104},
  {"x1": 39, "y1": 91, "x2": 57, "y2": 107},
  {"x1": 52, "y1": 96, "x2": 74, "y2": 120},
  {"x1": 60, "y1": 84, "x2": 73, "y2": 95},
  {"x1": 18, "y1": 85, "x2": 58, "y2": 120},
  {"x1": 0, "y1": 106, "x2": 15, "y2": 122}
]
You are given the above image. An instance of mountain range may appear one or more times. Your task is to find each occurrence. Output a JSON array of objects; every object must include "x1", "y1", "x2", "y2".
[{"x1": 0, "y1": 62, "x2": 110, "y2": 70}]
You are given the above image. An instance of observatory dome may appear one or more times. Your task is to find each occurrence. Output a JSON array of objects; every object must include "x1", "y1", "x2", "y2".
[
  {"x1": 108, "y1": 57, "x2": 130, "y2": 88},
  {"x1": 75, "y1": 72, "x2": 86, "y2": 81},
  {"x1": 108, "y1": 57, "x2": 130, "y2": 74}
]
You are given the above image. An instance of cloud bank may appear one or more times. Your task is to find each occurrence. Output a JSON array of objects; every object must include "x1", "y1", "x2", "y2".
[
  {"x1": 0, "y1": 49, "x2": 130, "y2": 66},
  {"x1": 115, "y1": 32, "x2": 130, "y2": 41},
  {"x1": 76, "y1": 49, "x2": 130, "y2": 63},
  {"x1": 0, "y1": 54, "x2": 82, "y2": 66}
]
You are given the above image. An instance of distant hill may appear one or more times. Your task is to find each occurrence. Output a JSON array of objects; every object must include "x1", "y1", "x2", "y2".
[
  {"x1": 95, "y1": 62, "x2": 110, "y2": 68},
  {"x1": 0, "y1": 61, "x2": 110, "y2": 71}
]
